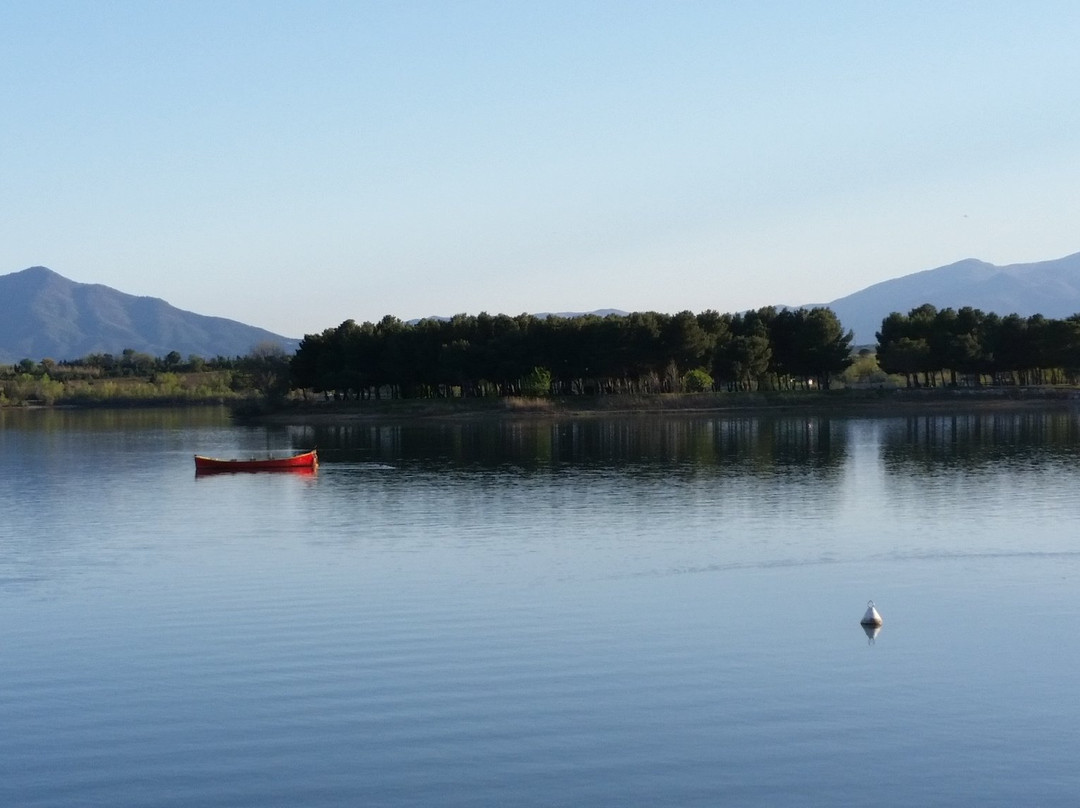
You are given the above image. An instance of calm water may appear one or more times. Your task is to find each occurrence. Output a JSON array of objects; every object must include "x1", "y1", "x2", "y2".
[{"x1": 2, "y1": 406, "x2": 1080, "y2": 806}]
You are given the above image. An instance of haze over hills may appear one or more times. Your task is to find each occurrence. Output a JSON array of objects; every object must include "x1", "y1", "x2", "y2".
[
  {"x1": 814, "y1": 251, "x2": 1080, "y2": 345},
  {"x1": 0, "y1": 266, "x2": 299, "y2": 364}
]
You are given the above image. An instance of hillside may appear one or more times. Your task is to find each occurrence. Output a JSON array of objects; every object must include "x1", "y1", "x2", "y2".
[
  {"x1": 0, "y1": 267, "x2": 299, "y2": 364},
  {"x1": 817, "y1": 252, "x2": 1080, "y2": 344}
]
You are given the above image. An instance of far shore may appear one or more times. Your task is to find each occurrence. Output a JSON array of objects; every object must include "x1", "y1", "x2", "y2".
[{"x1": 249, "y1": 386, "x2": 1080, "y2": 425}]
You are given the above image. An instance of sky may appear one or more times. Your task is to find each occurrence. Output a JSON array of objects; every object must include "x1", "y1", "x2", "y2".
[{"x1": 3, "y1": 1, "x2": 1079, "y2": 338}]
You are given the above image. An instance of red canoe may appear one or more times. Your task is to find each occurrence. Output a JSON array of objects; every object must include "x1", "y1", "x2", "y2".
[{"x1": 194, "y1": 449, "x2": 318, "y2": 473}]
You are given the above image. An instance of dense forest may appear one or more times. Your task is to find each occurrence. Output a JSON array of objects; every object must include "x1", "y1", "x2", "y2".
[
  {"x1": 876, "y1": 305, "x2": 1080, "y2": 387},
  {"x1": 290, "y1": 308, "x2": 855, "y2": 400}
]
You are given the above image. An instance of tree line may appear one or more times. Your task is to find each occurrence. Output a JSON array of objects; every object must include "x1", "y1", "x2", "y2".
[
  {"x1": 876, "y1": 304, "x2": 1080, "y2": 387},
  {"x1": 0, "y1": 343, "x2": 292, "y2": 406},
  {"x1": 290, "y1": 308, "x2": 855, "y2": 400},
  {"x1": 5, "y1": 349, "x2": 237, "y2": 379},
  {"x1": 10, "y1": 302, "x2": 1080, "y2": 407}
]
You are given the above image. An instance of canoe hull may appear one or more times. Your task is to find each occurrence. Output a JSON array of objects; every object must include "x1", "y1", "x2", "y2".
[{"x1": 194, "y1": 449, "x2": 318, "y2": 473}]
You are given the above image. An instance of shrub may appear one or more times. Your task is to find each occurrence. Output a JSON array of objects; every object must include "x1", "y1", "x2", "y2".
[{"x1": 682, "y1": 368, "x2": 714, "y2": 393}]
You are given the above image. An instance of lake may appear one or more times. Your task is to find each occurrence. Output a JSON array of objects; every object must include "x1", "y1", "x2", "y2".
[{"x1": 2, "y1": 406, "x2": 1079, "y2": 806}]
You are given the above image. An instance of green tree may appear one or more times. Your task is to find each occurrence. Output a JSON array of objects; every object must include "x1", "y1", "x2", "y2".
[
  {"x1": 682, "y1": 368, "x2": 713, "y2": 392},
  {"x1": 520, "y1": 366, "x2": 552, "y2": 397}
]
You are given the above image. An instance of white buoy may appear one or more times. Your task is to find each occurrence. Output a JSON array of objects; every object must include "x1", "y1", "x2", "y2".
[{"x1": 860, "y1": 600, "x2": 883, "y2": 626}]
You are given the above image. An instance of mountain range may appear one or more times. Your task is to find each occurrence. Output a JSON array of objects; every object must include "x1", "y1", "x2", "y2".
[
  {"x1": 0, "y1": 266, "x2": 298, "y2": 364},
  {"x1": 3, "y1": 252, "x2": 1080, "y2": 363},
  {"x1": 815, "y1": 251, "x2": 1080, "y2": 345}
]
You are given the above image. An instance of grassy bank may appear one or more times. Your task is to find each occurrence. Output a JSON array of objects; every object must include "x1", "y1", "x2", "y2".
[
  {"x1": 251, "y1": 386, "x2": 1080, "y2": 424},
  {"x1": 0, "y1": 368, "x2": 274, "y2": 408}
]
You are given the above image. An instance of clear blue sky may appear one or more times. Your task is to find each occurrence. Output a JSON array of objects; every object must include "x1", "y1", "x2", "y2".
[{"x1": 3, "y1": 1, "x2": 1079, "y2": 338}]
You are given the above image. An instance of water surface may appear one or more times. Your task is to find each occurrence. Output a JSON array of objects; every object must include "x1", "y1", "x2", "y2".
[{"x1": 2, "y1": 407, "x2": 1079, "y2": 806}]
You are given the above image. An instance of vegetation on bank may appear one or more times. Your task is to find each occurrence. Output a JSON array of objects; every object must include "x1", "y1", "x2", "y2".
[
  {"x1": 291, "y1": 303, "x2": 1080, "y2": 403},
  {"x1": 877, "y1": 305, "x2": 1080, "y2": 387},
  {"x1": 291, "y1": 308, "x2": 856, "y2": 401},
  {"x1": 6, "y1": 302, "x2": 1080, "y2": 410},
  {"x1": 0, "y1": 344, "x2": 291, "y2": 407}
]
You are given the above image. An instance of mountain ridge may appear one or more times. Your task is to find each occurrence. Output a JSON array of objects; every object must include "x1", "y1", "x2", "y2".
[
  {"x1": 813, "y1": 251, "x2": 1080, "y2": 344},
  {"x1": 0, "y1": 266, "x2": 298, "y2": 364}
]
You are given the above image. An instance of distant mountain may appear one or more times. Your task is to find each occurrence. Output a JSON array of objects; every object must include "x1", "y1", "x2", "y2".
[
  {"x1": 410, "y1": 309, "x2": 629, "y2": 324},
  {"x1": 814, "y1": 252, "x2": 1080, "y2": 345},
  {"x1": 0, "y1": 266, "x2": 299, "y2": 364},
  {"x1": 535, "y1": 309, "x2": 630, "y2": 319}
]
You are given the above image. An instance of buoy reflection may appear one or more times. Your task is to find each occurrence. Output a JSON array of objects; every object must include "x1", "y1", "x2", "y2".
[{"x1": 862, "y1": 623, "x2": 881, "y2": 644}]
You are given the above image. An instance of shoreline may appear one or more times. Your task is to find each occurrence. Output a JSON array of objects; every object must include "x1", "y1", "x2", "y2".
[{"x1": 249, "y1": 387, "x2": 1080, "y2": 425}]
